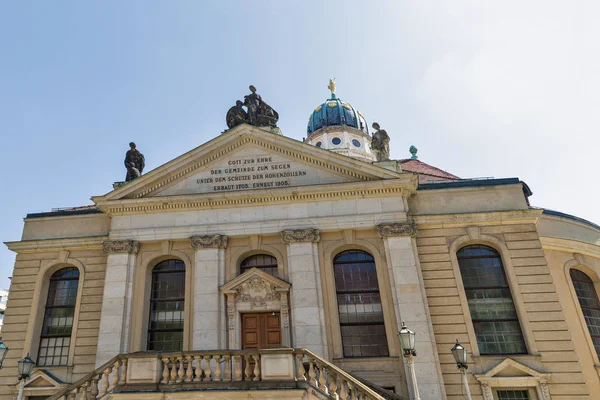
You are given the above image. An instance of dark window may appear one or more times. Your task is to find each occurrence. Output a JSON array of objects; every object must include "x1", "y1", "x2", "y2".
[
  {"x1": 496, "y1": 390, "x2": 530, "y2": 399},
  {"x1": 38, "y1": 267, "x2": 79, "y2": 366},
  {"x1": 316, "y1": 142, "x2": 322, "y2": 148},
  {"x1": 334, "y1": 250, "x2": 388, "y2": 357},
  {"x1": 332, "y1": 137, "x2": 342, "y2": 145},
  {"x1": 457, "y1": 245, "x2": 526, "y2": 355},
  {"x1": 352, "y1": 139, "x2": 361, "y2": 147},
  {"x1": 240, "y1": 254, "x2": 278, "y2": 277},
  {"x1": 147, "y1": 259, "x2": 185, "y2": 351},
  {"x1": 570, "y1": 269, "x2": 600, "y2": 356}
]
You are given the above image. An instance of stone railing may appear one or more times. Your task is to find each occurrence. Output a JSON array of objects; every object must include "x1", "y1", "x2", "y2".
[{"x1": 48, "y1": 348, "x2": 387, "y2": 400}]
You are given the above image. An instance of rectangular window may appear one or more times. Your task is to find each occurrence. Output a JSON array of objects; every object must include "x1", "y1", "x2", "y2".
[{"x1": 496, "y1": 389, "x2": 531, "y2": 399}]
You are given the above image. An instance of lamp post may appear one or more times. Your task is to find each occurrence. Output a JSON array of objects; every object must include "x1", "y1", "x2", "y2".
[
  {"x1": 16, "y1": 353, "x2": 35, "y2": 400},
  {"x1": 451, "y1": 340, "x2": 472, "y2": 400},
  {"x1": 398, "y1": 322, "x2": 420, "y2": 400},
  {"x1": 0, "y1": 338, "x2": 9, "y2": 369}
]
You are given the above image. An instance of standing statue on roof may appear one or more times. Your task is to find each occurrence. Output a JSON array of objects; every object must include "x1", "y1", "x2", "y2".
[
  {"x1": 226, "y1": 85, "x2": 279, "y2": 129},
  {"x1": 370, "y1": 122, "x2": 390, "y2": 162},
  {"x1": 124, "y1": 142, "x2": 145, "y2": 182}
]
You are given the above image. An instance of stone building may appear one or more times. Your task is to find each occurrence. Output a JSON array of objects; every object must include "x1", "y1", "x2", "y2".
[{"x1": 2, "y1": 86, "x2": 600, "y2": 400}]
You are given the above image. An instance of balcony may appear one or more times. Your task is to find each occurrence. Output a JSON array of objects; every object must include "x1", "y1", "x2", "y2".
[{"x1": 47, "y1": 348, "x2": 402, "y2": 400}]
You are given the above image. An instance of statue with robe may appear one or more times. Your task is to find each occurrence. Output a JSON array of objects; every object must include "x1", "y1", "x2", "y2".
[
  {"x1": 225, "y1": 85, "x2": 279, "y2": 129},
  {"x1": 370, "y1": 122, "x2": 390, "y2": 162},
  {"x1": 124, "y1": 142, "x2": 145, "y2": 182}
]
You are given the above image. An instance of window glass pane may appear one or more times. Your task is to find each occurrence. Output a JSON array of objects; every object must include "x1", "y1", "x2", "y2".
[
  {"x1": 334, "y1": 250, "x2": 388, "y2": 357},
  {"x1": 148, "y1": 260, "x2": 185, "y2": 351},
  {"x1": 457, "y1": 246, "x2": 526, "y2": 355},
  {"x1": 240, "y1": 254, "x2": 278, "y2": 277},
  {"x1": 38, "y1": 268, "x2": 79, "y2": 367},
  {"x1": 570, "y1": 269, "x2": 600, "y2": 356},
  {"x1": 496, "y1": 390, "x2": 530, "y2": 399}
]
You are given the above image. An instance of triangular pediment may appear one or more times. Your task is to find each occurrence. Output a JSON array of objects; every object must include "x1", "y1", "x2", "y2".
[
  {"x1": 221, "y1": 267, "x2": 291, "y2": 295},
  {"x1": 475, "y1": 358, "x2": 549, "y2": 381},
  {"x1": 24, "y1": 369, "x2": 64, "y2": 388},
  {"x1": 94, "y1": 125, "x2": 409, "y2": 203}
]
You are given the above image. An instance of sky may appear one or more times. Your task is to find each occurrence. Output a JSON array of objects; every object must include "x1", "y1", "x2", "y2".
[{"x1": 1, "y1": 1, "x2": 598, "y2": 290}]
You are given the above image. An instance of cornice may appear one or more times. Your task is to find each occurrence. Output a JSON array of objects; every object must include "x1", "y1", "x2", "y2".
[
  {"x1": 102, "y1": 239, "x2": 140, "y2": 254},
  {"x1": 94, "y1": 178, "x2": 416, "y2": 216},
  {"x1": 377, "y1": 222, "x2": 417, "y2": 238},
  {"x1": 281, "y1": 228, "x2": 320, "y2": 243},
  {"x1": 413, "y1": 209, "x2": 542, "y2": 229},
  {"x1": 190, "y1": 234, "x2": 228, "y2": 249},
  {"x1": 4, "y1": 235, "x2": 108, "y2": 253},
  {"x1": 539, "y1": 237, "x2": 600, "y2": 258}
]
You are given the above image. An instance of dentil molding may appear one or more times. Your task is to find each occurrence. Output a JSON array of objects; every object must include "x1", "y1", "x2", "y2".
[
  {"x1": 281, "y1": 228, "x2": 320, "y2": 243},
  {"x1": 190, "y1": 234, "x2": 228, "y2": 249},
  {"x1": 376, "y1": 222, "x2": 418, "y2": 238},
  {"x1": 102, "y1": 240, "x2": 140, "y2": 254}
]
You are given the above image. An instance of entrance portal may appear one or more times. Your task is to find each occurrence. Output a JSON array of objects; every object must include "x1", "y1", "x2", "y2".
[{"x1": 242, "y1": 312, "x2": 282, "y2": 350}]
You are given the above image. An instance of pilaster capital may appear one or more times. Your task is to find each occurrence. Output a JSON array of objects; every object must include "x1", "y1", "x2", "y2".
[
  {"x1": 102, "y1": 240, "x2": 140, "y2": 254},
  {"x1": 281, "y1": 228, "x2": 320, "y2": 243},
  {"x1": 376, "y1": 222, "x2": 417, "y2": 238},
  {"x1": 190, "y1": 234, "x2": 228, "y2": 249}
]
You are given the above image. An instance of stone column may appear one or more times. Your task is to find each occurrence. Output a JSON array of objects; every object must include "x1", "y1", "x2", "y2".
[
  {"x1": 191, "y1": 234, "x2": 227, "y2": 350},
  {"x1": 281, "y1": 228, "x2": 328, "y2": 357},
  {"x1": 378, "y1": 222, "x2": 444, "y2": 400},
  {"x1": 96, "y1": 240, "x2": 139, "y2": 367}
]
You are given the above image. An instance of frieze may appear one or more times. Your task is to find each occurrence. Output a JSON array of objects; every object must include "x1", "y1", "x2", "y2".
[
  {"x1": 376, "y1": 222, "x2": 417, "y2": 238},
  {"x1": 102, "y1": 240, "x2": 140, "y2": 254},
  {"x1": 281, "y1": 228, "x2": 320, "y2": 243},
  {"x1": 190, "y1": 234, "x2": 228, "y2": 249}
]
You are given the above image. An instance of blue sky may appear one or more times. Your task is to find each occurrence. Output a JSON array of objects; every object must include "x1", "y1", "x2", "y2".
[{"x1": 1, "y1": 1, "x2": 598, "y2": 290}]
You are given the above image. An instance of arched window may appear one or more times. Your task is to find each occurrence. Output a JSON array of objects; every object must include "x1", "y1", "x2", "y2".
[
  {"x1": 457, "y1": 245, "x2": 526, "y2": 355},
  {"x1": 570, "y1": 269, "x2": 600, "y2": 356},
  {"x1": 334, "y1": 250, "x2": 388, "y2": 357},
  {"x1": 147, "y1": 259, "x2": 185, "y2": 351},
  {"x1": 240, "y1": 254, "x2": 278, "y2": 277},
  {"x1": 38, "y1": 267, "x2": 80, "y2": 366}
]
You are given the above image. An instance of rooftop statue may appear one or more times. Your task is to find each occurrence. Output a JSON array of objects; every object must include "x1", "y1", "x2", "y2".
[
  {"x1": 226, "y1": 85, "x2": 279, "y2": 129},
  {"x1": 370, "y1": 122, "x2": 390, "y2": 162},
  {"x1": 124, "y1": 142, "x2": 145, "y2": 182}
]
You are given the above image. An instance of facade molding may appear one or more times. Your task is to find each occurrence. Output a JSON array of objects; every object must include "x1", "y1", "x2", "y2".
[
  {"x1": 540, "y1": 236, "x2": 600, "y2": 258},
  {"x1": 281, "y1": 228, "x2": 320, "y2": 243},
  {"x1": 376, "y1": 222, "x2": 417, "y2": 238},
  {"x1": 190, "y1": 234, "x2": 228, "y2": 249},
  {"x1": 102, "y1": 239, "x2": 140, "y2": 254},
  {"x1": 474, "y1": 358, "x2": 551, "y2": 400},
  {"x1": 4, "y1": 235, "x2": 107, "y2": 253},
  {"x1": 413, "y1": 209, "x2": 542, "y2": 228}
]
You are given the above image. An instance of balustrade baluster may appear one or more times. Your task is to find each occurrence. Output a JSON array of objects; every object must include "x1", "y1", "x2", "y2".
[
  {"x1": 244, "y1": 354, "x2": 252, "y2": 380},
  {"x1": 185, "y1": 355, "x2": 193, "y2": 382},
  {"x1": 161, "y1": 357, "x2": 170, "y2": 384},
  {"x1": 252, "y1": 354, "x2": 260, "y2": 381},
  {"x1": 90, "y1": 377, "x2": 99, "y2": 398},
  {"x1": 177, "y1": 356, "x2": 185, "y2": 383},
  {"x1": 214, "y1": 355, "x2": 222, "y2": 381},
  {"x1": 296, "y1": 353, "x2": 306, "y2": 380},
  {"x1": 223, "y1": 354, "x2": 232, "y2": 381},
  {"x1": 328, "y1": 369, "x2": 339, "y2": 400},
  {"x1": 120, "y1": 359, "x2": 127, "y2": 384},
  {"x1": 193, "y1": 355, "x2": 202, "y2": 382},
  {"x1": 308, "y1": 357, "x2": 317, "y2": 386},
  {"x1": 99, "y1": 368, "x2": 110, "y2": 397},
  {"x1": 316, "y1": 361, "x2": 328, "y2": 393},
  {"x1": 169, "y1": 356, "x2": 178, "y2": 383},
  {"x1": 338, "y1": 377, "x2": 349, "y2": 400},
  {"x1": 234, "y1": 355, "x2": 242, "y2": 381},
  {"x1": 204, "y1": 355, "x2": 212, "y2": 381},
  {"x1": 110, "y1": 360, "x2": 120, "y2": 389}
]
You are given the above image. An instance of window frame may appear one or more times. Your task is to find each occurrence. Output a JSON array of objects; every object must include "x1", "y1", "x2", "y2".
[
  {"x1": 333, "y1": 249, "x2": 389, "y2": 358},
  {"x1": 37, "y1": 267, "x2": 81, "y2": 367},
  {"x1": 240, "y1": 254, "x2": 279, "y2": 277}
]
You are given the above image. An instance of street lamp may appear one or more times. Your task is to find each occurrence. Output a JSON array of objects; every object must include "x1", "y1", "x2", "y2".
[
  {"x1": 16, "y1": 353, "x2": 35, "y2": 400},
  {"x1": 0, "y1": 338, "x2": 9, "y2": 368},
  {"x1": 451, "y1": 340, "x2": 472, "y2": 400},
  {"x1": 398, "y1": 322, "x2": 420, "y2": 400}
]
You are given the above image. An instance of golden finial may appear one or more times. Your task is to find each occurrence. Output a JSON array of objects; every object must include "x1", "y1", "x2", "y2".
[{"x1": 327, "y1": 78, "x2": 336, "y2": 96}]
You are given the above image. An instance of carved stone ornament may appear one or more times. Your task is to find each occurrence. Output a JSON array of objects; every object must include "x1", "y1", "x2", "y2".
[
  {"x1": 376, "y1": 222, "x2": 417, "y2": 238},
  {"x1": 235, "y1": 275, "x2": 281, "y2": 309},
  {"x1": 281, "y1": 228, "x2": 320, "y2": 243},
  {"x1": 190, "y1": 234, "x2": 228, "y2": 249},
  {"x1": 480, "y1": 383, "x2": 494, "y2": 400},
  {"x1": 102, "y1": 240, "x2": 140, "y2": 254},
  {"x1": 540, "y1": 382, "x2": 551, "y2": 400}
]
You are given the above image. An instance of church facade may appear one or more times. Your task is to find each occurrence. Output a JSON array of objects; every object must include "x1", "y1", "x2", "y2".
[{"x1": 2, "y1": 86, "x2": 600, "y2": 400}]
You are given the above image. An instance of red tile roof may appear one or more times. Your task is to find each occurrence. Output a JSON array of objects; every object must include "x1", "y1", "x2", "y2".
[{"x1": 398, "y1": 159, "x2": 460, "y2": 183}]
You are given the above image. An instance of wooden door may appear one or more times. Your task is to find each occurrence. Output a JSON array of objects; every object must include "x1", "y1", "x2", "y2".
[{"x1": 242, "y1": 312, "x2": 282, "y2": 350}]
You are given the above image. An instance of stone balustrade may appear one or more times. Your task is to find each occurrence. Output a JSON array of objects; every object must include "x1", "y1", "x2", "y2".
[{"x1": 48, "y1": 348, "x2": 388, "y2": 400}]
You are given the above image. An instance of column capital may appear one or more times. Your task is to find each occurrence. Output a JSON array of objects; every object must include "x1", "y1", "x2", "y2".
[
  {"x1": 376, "y1": 222, "x2": 417, "y2": 238},
  {"x1": 190, "y1": 234, "x2": 228, "y2": 249},
  {"x1": 281, "y1": 228, "x2": 320, "y2": 243},
  {"x1": 102, "y1": 240, "x2": 140, "y2": 254}
]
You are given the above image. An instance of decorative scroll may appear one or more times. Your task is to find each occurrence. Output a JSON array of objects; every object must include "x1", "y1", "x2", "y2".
[
  {"x1": 480, "y1": 384, "x2": 494, "y2": 400},
  {"x1": 190, "y1": 234, "x2": 228, "y2": 249},
  {"x1": 376, "y1": 222, "x2": 417, "y2": 238},
  {"x1": 102, "y1": 240, "x2": 140, "y2": 254},
  {"x1": 280, "y1": 228, "x2": 320, "y2": 243},
  {"x1": 227, "y1": 296, "x2": 236, "y2": 331},
  {"x1": 280, "y1": 293, "x2": 289, "y2": 328},
  {"x1": 235, "y1": 276, "x2": 281, "y2": 308},
  {"x1": 540, "y1": 382, "x2": 551, "y2": 400}
]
